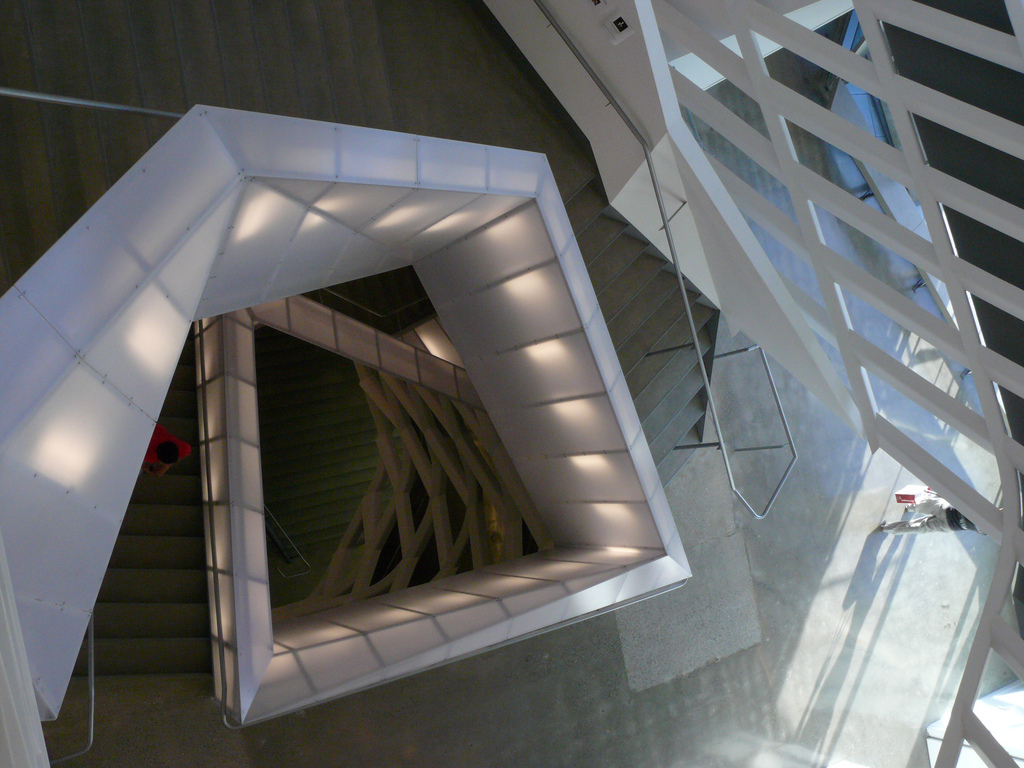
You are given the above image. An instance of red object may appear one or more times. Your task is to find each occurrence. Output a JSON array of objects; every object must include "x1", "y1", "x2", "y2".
[
  {"x1": 895, "y1": 484, "x2": 931, "y2": 505},
  {"x1": 145, "y1": 424, "x2": 192, "y2": 464}
]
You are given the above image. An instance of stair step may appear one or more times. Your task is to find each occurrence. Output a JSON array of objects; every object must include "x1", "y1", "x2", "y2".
[
  {"x1": 262, "y1": 456, "x2": 377, "y2": 489},
  {"x1": 564, "y1": 179, "x2": 606, "y2": 234},
  {"x1": 80, "y1": 340, "x2": 208, "y2": 679},
  {"x1": 577, "y1": 214, "x2": 628, "y2": 265},
  {"x1": 255, "y1": 356, "x2": 361, "y2": 383},
  {"x1": 258, "y1": 389, "x2": 374, "y2": 419},
  {"x1": 630, "y1": 323, "x2": 712, "y2": 409},
  {"x1": 265, "y1": 490, "x2": 367, "y2": 524},
  {"x1": 98, "y1": 569, "x2": 208, "y2": 604},
  {"x1": 120, "y1": 504, "x2": 204, "y2": 537},
  {"x1": 586, "y1": 233, "x2": 649, "y2": 295},
  {"x1": 109, "y1": 535, "x2": 206, "y2": 570},
  {"x1": 260, "y1": 432, "x2": 376, "y2": 465},
  {"x1": 656, "y1": 428, "x2": 703, "y2": 486},
  {"x1": 641, "y1": 364, "x2": 707, "y2": 446},
  {"x1": 259, "y1": 417, "x2": 376, "y2": 448},
  {"x1": 74, "y1": 638, "x2": 211, "y2": 676},
  {"x1": 255, "y1": 373, "x2": 365, "y2": 398},
  {"x1": 625, "y1": 323, "x2": 711, "y2": 399},
  {"x1": 148, "y1": 419, "x2": 199, "y2": 463},
  {"x1": 263, "y1": 478, "x2": 372, "y2": 507},
  {"x1": 130, "y1": 473, "x2": 202, "y2": 506},
  {"x1": 253, "y1": 343, "x2": 360, "y2": 370},
  {"x1": 607, "y1": 272, "x2": 679, "y2": 350},
  {"x1": 596, "y1": 252, "x2": 664, "y2": 321},
  {"x1": 160, "y1": 448, "x2": 200, "y2": 477},
  {"x1": 263, "y1": 436, "x2": 378, "y2": 467},
  {"x1": 93, "y1": 602, "x2": 209, "y2": 639},
  {"x1": 169, "y1": 363, "x2": 197, "y2": 391},
  {"x1": 267, "y1": 499, "x2": 363, "y2": 531},
  {"x1": 647, "y1": 396, "x2": 706, "y2": 466},
  {"x1": 160, "y1": 389, "x2": 198, "y2": 419},
  {"x1": 618, "y1": 290, "x2": 713, "y2": 377}
]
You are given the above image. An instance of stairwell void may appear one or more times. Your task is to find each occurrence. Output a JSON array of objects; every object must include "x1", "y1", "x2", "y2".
[
  {"x1": 0, "y1": 107, "x2": 690, "y2": 724},
  {"x1": 253, "y1": 321, "x2": 547, "y2": 613}
]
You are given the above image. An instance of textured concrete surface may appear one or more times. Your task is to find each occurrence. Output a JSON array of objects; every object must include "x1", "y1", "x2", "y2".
[
  {"x1": 616, "y1": 531, "x2": 761, "y2": 692},
  {"x1": 616, "y1": 422, "x2": 762, "y2": 693}
]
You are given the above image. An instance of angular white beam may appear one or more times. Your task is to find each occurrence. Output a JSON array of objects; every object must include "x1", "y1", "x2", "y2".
[
  {"x1": 637, "y1": 0, "x2": 864, "y2": 438},
  {"x1": 0, "y1": 526, "x2": 49, "y2": 768},
  {"x1": 861, "y1": 0, "x2": 1024, "y2": 75},
  {"x1": 250, "y1": 295, "x2": 481, "y2": 408}
]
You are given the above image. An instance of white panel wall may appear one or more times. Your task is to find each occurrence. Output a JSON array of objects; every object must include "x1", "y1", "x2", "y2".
[
  {"x1": 0, "y1": 526, "x2": 49, "y2": 768},
  {"x1": 0, "y1": 107, "x2": 241, "y2": 716},
  {"x1": 0, "y1": 106, "x2": 691, "y2": 722}
]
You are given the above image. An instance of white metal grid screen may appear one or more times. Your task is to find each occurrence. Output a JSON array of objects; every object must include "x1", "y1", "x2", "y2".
[{"x1": 636, "y1": 1, "x2": 1024, "y2": 765}]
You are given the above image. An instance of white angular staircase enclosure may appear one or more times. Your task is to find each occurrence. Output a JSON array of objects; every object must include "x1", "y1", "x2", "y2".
[{"x1": 0, "y1": 106, "x2": 690, "y2": 723}]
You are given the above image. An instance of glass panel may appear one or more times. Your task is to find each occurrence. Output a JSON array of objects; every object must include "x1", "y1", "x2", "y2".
[
  {"x1": 339, "y1": 124, "x2": 417, "y2": 185},
  {"x1": 486, "y1": 145, "x2": 545, "y2": 196},
  {"x1": 683, "y1": 107, "x2": 799, "y2": 221},
  {"x1": 813, "y1": 202, "x2": 950, "y2": 325},
  {"x1": 418, "y1": 136, "x2": 488, "y2": 189}
]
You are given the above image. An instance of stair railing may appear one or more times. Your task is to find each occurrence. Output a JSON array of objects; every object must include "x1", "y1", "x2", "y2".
[
  {"x1": 49, "y1": 616, "x2": 95, "y2": 764},
  {"x1": 264, "y1": 506, "x2": 311, "y2": 578},
  {"x1": 673, "y1": 345, "x2": 798, "y2": 519},
  {"x1": 313, "y1": 287, "x2": 432, "y2": 327},
  {"x1": 529, "y1": 0, "x2": 797, "y2": 519}
]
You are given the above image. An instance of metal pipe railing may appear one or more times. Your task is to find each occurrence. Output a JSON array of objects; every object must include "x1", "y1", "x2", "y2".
[
  {"x1": 264, "y1": 505, "x2": 312, "y2": 578},
  {"x1": 314, "y1": 287, "x2": 431, "y2": 323},
  {"x1": 49, "y1": 617, "x2": 94, "y2": 765},
  {"x1": 0, "y1": 86, "x2": 182, "y2": 119},
  {"x1": 530, "y1": 0, "x2": 796, "y2": 519}
]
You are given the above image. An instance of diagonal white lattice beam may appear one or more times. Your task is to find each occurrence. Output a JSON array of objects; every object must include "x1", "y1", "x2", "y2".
[{"x1": 637, "y1": 0, "x2": 1024, "y2": 762}]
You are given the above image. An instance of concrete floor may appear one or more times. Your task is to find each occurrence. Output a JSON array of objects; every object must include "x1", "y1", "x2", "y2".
[{"x1": 42, "y1": 320, "x2": 1001, "y2": 767}]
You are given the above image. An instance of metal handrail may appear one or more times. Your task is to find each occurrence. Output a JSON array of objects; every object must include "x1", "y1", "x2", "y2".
[
  {"x1": 49, "y1": 617, "x2": 94, "y2": 764},
  {"x1": 672, "y1": 345, "x2": 797, "y2": 517},
  {"x1": 314, "y1": 287, "x2": 432, "y2": 323},
  {"x1": 195, "y1": 321, "x2": 244, "y2": 730},
  {"x1": 0, "y1": 86, "x2": 182, "y2": 119},
  {"x1": 530, "y1": 0, "x2": 796, "y2": 519},
  {"x1": 264, "y1": 505, "x2": 312, "y2": 578}
]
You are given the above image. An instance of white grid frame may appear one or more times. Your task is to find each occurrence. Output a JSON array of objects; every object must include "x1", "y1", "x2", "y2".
[{"x1": 637, "y1": 1, "x2": 1024, "y2": 765}]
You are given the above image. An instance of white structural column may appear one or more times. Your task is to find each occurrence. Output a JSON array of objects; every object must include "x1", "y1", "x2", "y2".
[
  {"x1": 0, "y1": 525, "x2": 49, "y2": 768},
  {"x1": 195, "y1": 311, "x2": 273, "y2": 720}
]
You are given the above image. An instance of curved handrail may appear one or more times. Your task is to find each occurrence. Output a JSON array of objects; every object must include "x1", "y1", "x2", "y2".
[
  {"x1": 529, "y1": 0, "x2": 796, "y2": 519},
  {"x1": 49, "y1": 617, "x2": 94, "y2": 764}
]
